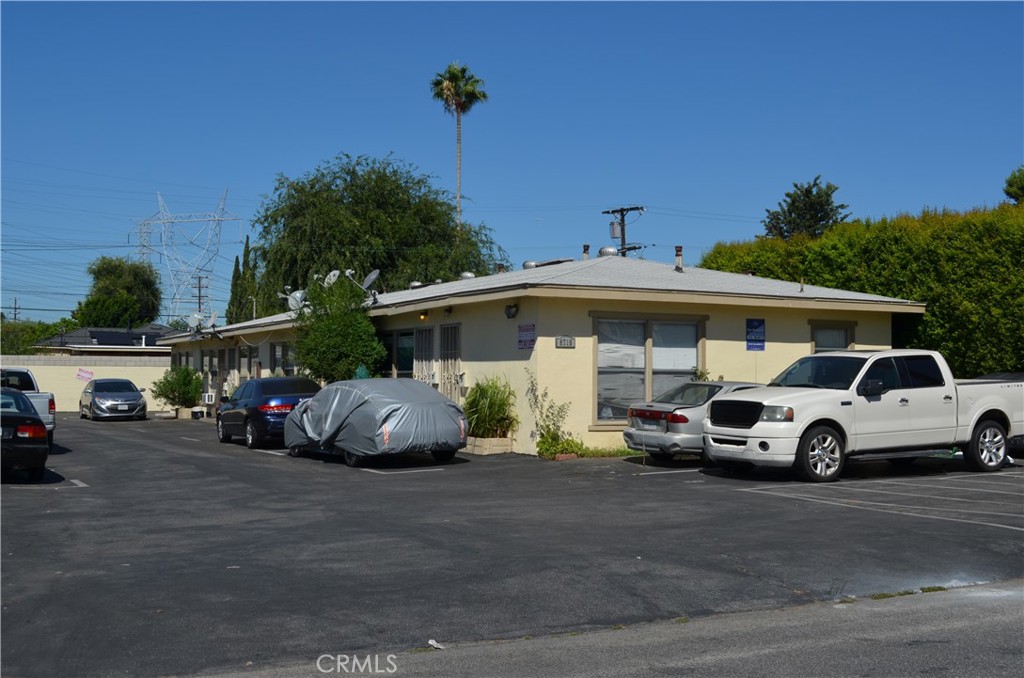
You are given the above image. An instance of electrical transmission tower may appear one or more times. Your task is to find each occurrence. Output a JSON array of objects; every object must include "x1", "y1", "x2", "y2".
[{"x1": 135, "y1": 191, "x2": 239, "y2": 321}]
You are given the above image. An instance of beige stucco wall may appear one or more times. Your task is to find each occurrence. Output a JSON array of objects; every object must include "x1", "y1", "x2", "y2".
[
  {"x1": 378, "y1": 296, "x2": 896, "y2": 454},
  {"x1": 1, "y1": 355, "x2": 171, "y2": 413}
]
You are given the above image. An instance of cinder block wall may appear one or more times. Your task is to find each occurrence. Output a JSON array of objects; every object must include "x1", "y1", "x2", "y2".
[{"x1": 1, "y1": 355, "x2": 171, "y2": 413}]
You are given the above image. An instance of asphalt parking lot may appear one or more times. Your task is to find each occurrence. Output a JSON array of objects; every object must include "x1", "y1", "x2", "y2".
[{"x1": 2, "y1": 415, "x2": 1022, "y2": 677}]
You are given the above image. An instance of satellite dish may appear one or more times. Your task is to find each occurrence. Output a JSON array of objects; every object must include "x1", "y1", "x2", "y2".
[
  {"x1": 207, "y1": 311, "x2": 218, "y2": 328},
  {"x1": 286, "y1": 289, "x2": 308, "y2": 311},
  {"x1": 323, "y1": 270, "x2": 341, "y2": 288},
  {"x1": 187, "y1": 313, "x2": 203, "y2": 329},
  {"x1": 361, "y1": 269, "x2": 379, "y2": 291}
]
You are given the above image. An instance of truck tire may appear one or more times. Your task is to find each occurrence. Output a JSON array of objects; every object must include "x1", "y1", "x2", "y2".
[
  {"x1": 796, "y1": 425, "x2": 845, "y2": 482},
  {"x1": 964, "y1": 420, "x2": 1007, "y2": 472}
]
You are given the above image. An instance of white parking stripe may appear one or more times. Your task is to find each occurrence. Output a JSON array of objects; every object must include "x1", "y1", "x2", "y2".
[
  {"x1": 826, "y1": 483, "x2": 1023, "y2": 506},
  {"x1": 741, "y1": 490, "x2": 1024, "y2": 532},
  {"x1": 360, "y1": 467, "x2": 445, "y2": 475},
  {"x1": 637, "y1": 468, "x2": 703, "y2": 476},
  {"x1": 180, "y1": 437, "x2": 201, "y2": 442},
  {"x1": 251, "y1": 450, "x2": 286, "y2": 457}
]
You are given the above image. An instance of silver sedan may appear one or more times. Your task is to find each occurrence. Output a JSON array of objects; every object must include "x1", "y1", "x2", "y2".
[
  {"x1": 80, "y1": 378, "x2": 148, "y2": 420},
  {"x1": 623, "y1": 381, "x2": 761, "y2": 461}
]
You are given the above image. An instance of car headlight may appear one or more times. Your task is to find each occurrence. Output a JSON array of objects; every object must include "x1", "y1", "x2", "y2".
[{"x1": 760, "y1": 405, "x2": 794, "y2": 422}]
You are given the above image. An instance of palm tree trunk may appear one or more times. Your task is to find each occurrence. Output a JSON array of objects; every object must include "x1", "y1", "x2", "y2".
[{"x1": 456, "y1": 109, "x2": 462, "y2": 227}]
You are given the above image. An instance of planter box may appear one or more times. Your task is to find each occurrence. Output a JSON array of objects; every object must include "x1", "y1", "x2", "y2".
[{"x1": 465, "y1": 436, "x2": 514, "y2": 455}]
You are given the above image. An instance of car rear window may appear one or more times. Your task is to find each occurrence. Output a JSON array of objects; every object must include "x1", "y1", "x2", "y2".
[
  {"x1": 0, "y1": 391, "x2": 35, "y2": 413},
  {"x1": 656, "y1": 383, "x2": 723, "y2": 407},
  {"x1": 94, "y1": 381, "x2": 137, "y2": 393},
  {"x1": 261, "y1": 378, "x2": 321, "y2": 396}
]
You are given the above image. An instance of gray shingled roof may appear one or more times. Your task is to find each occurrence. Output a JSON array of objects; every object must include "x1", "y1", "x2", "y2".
[{"x1": 373, "y1": 256, "x2": 920, "y2": 307}]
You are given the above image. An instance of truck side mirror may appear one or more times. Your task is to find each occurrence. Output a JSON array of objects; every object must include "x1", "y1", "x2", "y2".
[{"x1": 858, "y1": 379, "x2": 885, "y2": 397}]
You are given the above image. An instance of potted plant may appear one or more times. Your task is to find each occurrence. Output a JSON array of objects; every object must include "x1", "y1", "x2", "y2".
[
  {"x1": 150, "y1": 366, "x2": 203, "y2": 418},
  {"x1": 462, "y1": 375, "x2": 519, "y2": 454}
]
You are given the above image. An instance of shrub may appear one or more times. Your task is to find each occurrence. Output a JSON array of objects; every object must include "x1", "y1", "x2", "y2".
[
  {"x1": 150, "y1": 366, "x2": 203, "y2": 412},
  {"x1": 463, "y1": 375, "x2": 519, "y2": 438},
  {"x1": 525, "y1": 370, "x2": 583, "y2": 459}
]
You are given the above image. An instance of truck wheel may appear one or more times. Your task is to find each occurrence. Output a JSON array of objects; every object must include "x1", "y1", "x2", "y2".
[
  {"x1": 245, "y1": 420, "x2": 262, "y2": 449},
  {"x1": 964, "y1": 420, "x2": 1007, "y2": 472},
  {"x1": 47, "y1": 431, "x2": 54, "y2": 450},
  {"x1": 797, "y1": 425, "x2": 845, "y2": 482},
  {"x1": 216, "y1": 417, "x2": 231, "y2": 443}
]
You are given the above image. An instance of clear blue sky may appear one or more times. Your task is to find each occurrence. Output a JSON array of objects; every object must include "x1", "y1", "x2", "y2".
[{"x1": 3, "y1": 1, "x2": 1021, "y2": 325}]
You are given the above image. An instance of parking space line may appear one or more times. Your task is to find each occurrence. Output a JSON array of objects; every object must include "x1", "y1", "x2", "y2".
[
  {"x1": 7, "y1": 478, "x2": 89, "y2": 490},
  {"x1": 360, "y1": 468, "x2": 445, "y2": 475},
  {"x1": 826, "y1": 483, "x2": 1023, "y2": 506},
  {"x1": 180, "y1": 437, "x2": 202, "y2": 442},
  {"x1": 868, "y1": 477, "x2": 1023, "y2": 496},
  {"x1": 252, "y1": 450, "x2": 286, "y2": 457},
  {"x1": 740, "y1": 489, "x2": 1024, "y2": 531},
  {"x1": 637, "y1": 468, "x2": 703, "y2": 476}
]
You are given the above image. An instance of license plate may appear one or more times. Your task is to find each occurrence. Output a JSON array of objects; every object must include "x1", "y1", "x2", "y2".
[
  {"x1": 117, "y1": 405, "x2": 129, "y2": 411},
  {"x1": 640, "y1": 420, "x2": 663, "y2": 431}
]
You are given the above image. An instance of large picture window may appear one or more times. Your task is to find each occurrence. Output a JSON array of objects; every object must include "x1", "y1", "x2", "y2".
[{"x1": 596, "y1": 318, "x2": 701, "y2": 421}]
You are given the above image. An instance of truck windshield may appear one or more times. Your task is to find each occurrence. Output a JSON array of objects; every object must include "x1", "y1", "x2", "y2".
[{"x1": 768, "y1": 355, "x2": 867, "y2": 390}]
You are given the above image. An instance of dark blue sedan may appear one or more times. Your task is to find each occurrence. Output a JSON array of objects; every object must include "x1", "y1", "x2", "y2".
[{"x1": 216, "y1": 377, "x2": 321, "y2": 449}]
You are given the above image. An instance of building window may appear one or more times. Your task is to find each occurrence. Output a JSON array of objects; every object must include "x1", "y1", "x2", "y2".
[
  {"x1": 439, "y1": 324, "x2": 462, "y2": 401},
  {"x1": 809, "y1": 321, "x2": 856, "y2": 353},
  {"x1": 381, "y1": 330, "x2": 415, "y2": 378},
  {"x1": 270, "y1": 342, "x2": 293, "y2": 375},
  {"x1": 413, "y1": 328, "x2": 434, "y2": 383},
  {"x1": 595, "y1": 318, "x2": 700, "y2": 421}
]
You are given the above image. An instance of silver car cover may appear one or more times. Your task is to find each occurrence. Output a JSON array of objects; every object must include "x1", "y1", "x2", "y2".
[{"x1": 284, "y1": 378, "x2": 467, "y2": 458}]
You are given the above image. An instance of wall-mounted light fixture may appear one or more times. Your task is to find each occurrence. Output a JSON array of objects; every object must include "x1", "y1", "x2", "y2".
[
  {"x1": 443, "y1": 306, "x2": 453, "y2": 317},
  {"x1": 419, "y1": 310, "x2": 429, "y2": 321},
  {"x1": 504, "y1": 304, "x2": 519, "y2": 319}
]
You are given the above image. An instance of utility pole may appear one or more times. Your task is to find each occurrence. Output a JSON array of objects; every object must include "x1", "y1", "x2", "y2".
[{"x1": 602, "y1": 205, "x2": 646, "y2": 256}]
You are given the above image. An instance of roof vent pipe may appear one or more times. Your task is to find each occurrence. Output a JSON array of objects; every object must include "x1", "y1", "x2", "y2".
[
  {"x1": 523, "y1": 261, "x2": 538, "y2": 269},
  {"x1": 598, "y1": 246, "x2": 618, "y2": 257},
  {"x1": 583, "y1": 244, "x2": 590, "y2": 260},
  {"x1": 675, "y1": 245, "x2": 684, "y2": 272},
  {"x1": 460, "y1": 271, "x2": 476, "y2": 279}
]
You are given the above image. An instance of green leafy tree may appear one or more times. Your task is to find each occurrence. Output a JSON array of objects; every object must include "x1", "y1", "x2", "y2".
[
  {"x1": 763, "y1": 175, "x2": 851, "y2": 239},
  {"x1": 73, "y1": 291, "x2": 142, "y2": 328},
  {"x1": 73, "y1": 257, "x2": 161, "y2": 326},
  {"x1": 293, "y1": 278, "x2": 386, "y2": 383},
  {"x1": 1004, "y1": 165, "x2": 1024, "y2": 204},
  {"x1": 252, "y1": 153, "x2": 507, "y2": 314},
  {"x1": 0, "y1": 318, "x2": 79, "y2": 354},
  {"x1": 150, "y1": 366, "x2": 203, "y2": 414},
  {"x1": 431, "y1": 62, "x2": 488, "y2": 226}
]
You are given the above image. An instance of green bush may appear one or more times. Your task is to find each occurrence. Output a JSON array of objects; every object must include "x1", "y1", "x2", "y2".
[
  {"x1": 463, "y1": 375, "x2": 519, "y2": 438},
  {"x1": 150, "y1": 366, "x2": 203, "y2": 411},
  {"x1": 525, "y1": 369, "x2": 584, "y2": 459}
]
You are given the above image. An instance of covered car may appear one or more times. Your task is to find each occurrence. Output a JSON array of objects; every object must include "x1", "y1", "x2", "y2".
[{"x1": 284, "y1": 378, "x2": 467, "y2": 467}]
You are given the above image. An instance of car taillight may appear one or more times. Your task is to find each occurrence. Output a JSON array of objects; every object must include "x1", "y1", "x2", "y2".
[
  {"x1": 666, "y1": 412, "x2": 690, "y2": 424},
  {"x1": 258, "y1": 404, "x2": 293, "y2": 414},
  {"x1": 48, "y1": 396, "x2": 56, "y2": 416},
  {"x1": 628, "y1": 408, "x2": 665, "y2": 420},
  {"x1": 17, "y1": 424, "x2": 47, "y2": 439}
]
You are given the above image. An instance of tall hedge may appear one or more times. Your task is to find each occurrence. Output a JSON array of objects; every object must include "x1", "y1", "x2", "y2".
[{"x1": 700, "y1": 204, "x2": 1024, "y2": 377}]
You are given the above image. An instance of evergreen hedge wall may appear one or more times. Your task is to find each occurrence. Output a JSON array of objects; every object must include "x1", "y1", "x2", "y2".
[{"x1": 699, "y1": 205, "x2": 1024, "y2": 377}]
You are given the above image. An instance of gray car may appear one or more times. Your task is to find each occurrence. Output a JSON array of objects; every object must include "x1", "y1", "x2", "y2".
[
  {"x1": 80, "y1": 378, "x2": 148, "y2": 420},
  {"x1": 623, "y1": 381, "x2": 761, "y2": 461}
]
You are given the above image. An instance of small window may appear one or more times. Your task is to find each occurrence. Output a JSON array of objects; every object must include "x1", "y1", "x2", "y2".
[{"x1": 900, "y1": 355, "x2": 945, "y2": 388}]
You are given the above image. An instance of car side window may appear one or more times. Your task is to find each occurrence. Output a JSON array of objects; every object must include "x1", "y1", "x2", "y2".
[
  {"x1": 861, "y1": 358, "x2": 901, "y2": 392},
  {"x1": 233, "y1": 383, "x2": 252, "y2": 401},
  {"x1": 898, "y1": 355, "x2": 945, "y2": 388}
]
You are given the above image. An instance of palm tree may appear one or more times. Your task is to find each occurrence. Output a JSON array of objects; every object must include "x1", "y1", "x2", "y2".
[{"x1": 431, "y1": 62, "x2": 488, "y2": 226}]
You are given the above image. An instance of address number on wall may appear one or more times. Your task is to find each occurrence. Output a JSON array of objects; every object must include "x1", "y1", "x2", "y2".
[{"x1": 555, "y1": 335, "x2": 576, "y2": 349}]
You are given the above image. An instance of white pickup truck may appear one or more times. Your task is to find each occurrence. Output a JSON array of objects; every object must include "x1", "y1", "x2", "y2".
[
  {"x1": 703, "y1": 349, "x2": 1024, "y2": 482},
  {"x1": 0, "y1": 367, "x2": 56, "y2": 449}
]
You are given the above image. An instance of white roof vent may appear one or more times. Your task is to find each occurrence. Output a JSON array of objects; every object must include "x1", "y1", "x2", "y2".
[
  {"x1": 522, "y1": 261, "x2": 538, "y2": 269},
  {"x1": 459, "y1": 271, "x2": 476, "y2": 279},
  {"x1": 598, "y1": 246, "x2": 618, "y2": 257}
]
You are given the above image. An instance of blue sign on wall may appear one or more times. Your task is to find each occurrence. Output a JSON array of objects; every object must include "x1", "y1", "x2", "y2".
[{"x1": 746, "y1": 318, "x2": 766, "y2": 351}]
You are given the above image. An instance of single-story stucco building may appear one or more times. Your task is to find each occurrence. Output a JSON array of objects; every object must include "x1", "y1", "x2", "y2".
[{"x1": 158, "y1": 247, "x2": 925, "y2": 453}]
